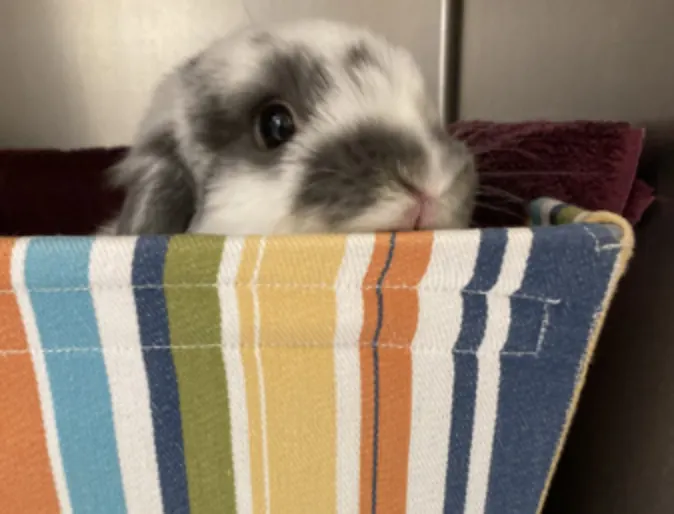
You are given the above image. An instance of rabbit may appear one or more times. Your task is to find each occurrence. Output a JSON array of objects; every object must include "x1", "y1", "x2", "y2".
[{"x1": 102, "y1": 19, "x2": 477, "y2": 236}]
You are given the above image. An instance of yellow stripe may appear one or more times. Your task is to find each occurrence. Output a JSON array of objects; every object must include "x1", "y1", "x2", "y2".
[
  {"x1": 257, "y1": 234, "x2": 346, "y2": 513},
  {"x1": 237, "y1": 237, "x2": 267, "y2": 514}
]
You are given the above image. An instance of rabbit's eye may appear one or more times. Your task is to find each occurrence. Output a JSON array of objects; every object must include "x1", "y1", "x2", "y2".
[{"x1": 254, "y1": 101, "x2": 296, "y2": 150}]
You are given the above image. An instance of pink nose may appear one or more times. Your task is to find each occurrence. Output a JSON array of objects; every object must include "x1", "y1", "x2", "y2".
[{"x1": 402, "y1": 193, "x2": 434, "y2": 230}]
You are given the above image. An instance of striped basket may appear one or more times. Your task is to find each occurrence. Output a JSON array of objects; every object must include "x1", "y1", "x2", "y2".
[{"x1": 0, "y1": 198, "x2": 633, "y2": 514}]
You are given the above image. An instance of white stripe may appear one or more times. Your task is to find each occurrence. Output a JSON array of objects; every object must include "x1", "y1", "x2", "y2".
[
  {"x1": 406, "y1": 230, "x2": 482, "y2": 513},
  {"x1": 11, "y1": 238, "x2": 73, "y2": 514},
  {"x1": 464, "y1": 228, "x2": 534, "y2": 514},
  {"x1": 251, "y1": 238, "x2": 272, "y2": 514},
  {"x1": 89, "y1": 238, "x2": 163, "y2": 514},
  {"x1": 334, "y1": 234, "x2": 375, "y2": 514},
  {"x1": 218, "y1": 238, "x2": 253, "y2": 514}
]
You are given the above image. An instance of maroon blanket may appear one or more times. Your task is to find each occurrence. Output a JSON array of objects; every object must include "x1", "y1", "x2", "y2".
[
  {"x1": 450, "y1": 120, "x2": 651, "y2": 227},
  {"x1": 0, "y1": 148, "x2": 126, "y2": 235},
  {"x1": 0, "y1": 121, "x2": 652, "y2": 236}
]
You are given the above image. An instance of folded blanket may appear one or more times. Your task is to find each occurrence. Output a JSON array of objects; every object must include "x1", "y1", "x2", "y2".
[
  {"x1": 0, "y1": 121, "x2": 651, "y2": 235},
  {"x1": 449, "y1": 121, "x2": 652, "y2": 227}
]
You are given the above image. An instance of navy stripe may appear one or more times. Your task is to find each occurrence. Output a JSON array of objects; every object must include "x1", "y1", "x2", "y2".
[
  {"x1": 443, "y1": 352, "x2": 478, "y2": 514},
  {"x1": 501, "y1": 297, "x2": 545, "y2": 355},
  {"x1": 444, "y1": 228, "x2": 508, "y2": 513},
  {"x1": 484, "y1": 224, "x2": 620, "y2": 514},
  {"x1": 132, "y1": 236, "x2": 190, "y2": 514},
  {"x1": 371, "y1": 233, "x2": 397, "y2": 514}
]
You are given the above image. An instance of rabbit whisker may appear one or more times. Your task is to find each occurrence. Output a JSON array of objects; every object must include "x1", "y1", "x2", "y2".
[{"x1": 473, "y1": 201, "x2": 523, "y2": 219}]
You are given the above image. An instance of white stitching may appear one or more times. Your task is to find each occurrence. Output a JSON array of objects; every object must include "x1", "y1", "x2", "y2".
[
  {"x1": 453, "y1": 302, "x2": 552, "y2": 358},
  {"x1": 0, "y1": 335, "x2": 547, "y2": 357},
  {"x1": 0, "y1": 300, "x2": 556, "y2": 358},
  {"x1": 452, "y1": 348, "x2": 477, "y2": 355},
  {"x1": 582, "y1": 225, "x2": 623, "y2": 253},
  {"x1": 0, "y1": 284, "x2": 561, "y2": 305},
  {"x1": 500, "y1": 302, "x2": 551, "y2": 357},
  {"x1": 0, "y1": 343, "x2": 418, "y2": 356}
]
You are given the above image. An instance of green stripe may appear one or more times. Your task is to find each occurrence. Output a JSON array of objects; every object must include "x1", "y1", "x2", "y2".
[
  {"x1": 555, "y1": 205, "x2": 585, "y2": 225},
  {"x1": 164, "y1": 235, "x2": 236, "y2": 514}
]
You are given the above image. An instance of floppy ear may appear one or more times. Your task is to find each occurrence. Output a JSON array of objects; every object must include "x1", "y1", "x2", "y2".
[{"x1": 110, "y1": 128, "x2": 197, "y2": 234}]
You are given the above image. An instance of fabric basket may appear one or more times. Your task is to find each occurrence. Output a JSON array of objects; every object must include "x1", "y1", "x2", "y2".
[{"x1": 0, "y1": 198, "x2": 634, "y2": 514}]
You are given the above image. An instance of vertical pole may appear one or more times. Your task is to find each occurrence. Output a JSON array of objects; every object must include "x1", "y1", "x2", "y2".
[{"x1": 439, "y1": 0, "x2": 465, "y2": 123}]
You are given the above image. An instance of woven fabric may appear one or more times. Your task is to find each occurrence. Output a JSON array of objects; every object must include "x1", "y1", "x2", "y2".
[
  {"x1": 0, "y1": 201, "x2": 632, "y2": 514},
  {"x1": 528, "y1": 197, "x2": 590, "y2": 225}
]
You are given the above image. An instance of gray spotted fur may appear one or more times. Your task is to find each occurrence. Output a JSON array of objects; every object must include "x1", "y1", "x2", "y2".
[{"x1": 104, "y1": 19, "x2": 476, "y2": 235}]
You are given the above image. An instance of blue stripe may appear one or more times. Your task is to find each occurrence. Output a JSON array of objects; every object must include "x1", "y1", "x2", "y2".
[
  {"x1": 370, "y1": 233, "x2": 397, "y2": 514},
  {"x1": 444, "y1": 228, "x2": 507, "y2": 513},
  {"x1": 24, "y1": 237, "x2": 127, "y2": 513},
  {"x1": 132, "y1": 236, "x2": 190, "y2": 514},
  {"x1": 443, "y1": 352, "x2": 478, "y2": 514},
  {"x1": 484, "y1": 224, "x2": 620, "y2": 513},
  {"x1": 501, "y1": 297, "x2": 546, "y2": 355}
]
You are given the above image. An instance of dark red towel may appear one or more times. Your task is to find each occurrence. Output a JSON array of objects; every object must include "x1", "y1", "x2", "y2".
[
  {"x1": 0, "y1": 148, "x2": 126, "y2": 235},
  {"x1": 0, "y1": 121, "x2": 651, "y2": 235},
  {"x1": 449, "y1": 120, "x2": 652, "y2": 227}
]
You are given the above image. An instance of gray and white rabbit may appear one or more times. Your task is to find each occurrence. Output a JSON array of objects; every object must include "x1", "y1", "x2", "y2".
[{"x1": 102, "y1": 19, "x2": 477, "y2": 236}]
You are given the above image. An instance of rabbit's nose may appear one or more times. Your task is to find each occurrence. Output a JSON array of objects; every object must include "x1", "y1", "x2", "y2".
[{"x1": 400, "y1": 192, "x2": 435, "y2": 230}]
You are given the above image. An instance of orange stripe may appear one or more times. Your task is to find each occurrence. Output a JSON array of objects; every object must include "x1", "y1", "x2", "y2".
[
  {"x1": 359, "y1": 233, "x2": 394, "y2": 514},
  {"x1": 359, "y1": 232, "x2": 434, "y2": 514},
  {"x1": 0, "y1": 239, "x2": 60, "y2": 513},
  {"x1": 376, "y1": 231, "x2": 433, "y2": 514}
]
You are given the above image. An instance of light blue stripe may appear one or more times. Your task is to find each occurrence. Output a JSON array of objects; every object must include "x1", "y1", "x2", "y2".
[{"x1": 25, "y1": 237, "x2": 127, "y2": 514}]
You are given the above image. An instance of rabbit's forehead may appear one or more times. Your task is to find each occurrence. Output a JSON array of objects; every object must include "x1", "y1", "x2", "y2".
[
  {"x1": 219, "y1": 24, "x2": 427, "y2": 107},
  {"x1": 184, "y1": 22, "x2": 436, "y2": 158}
]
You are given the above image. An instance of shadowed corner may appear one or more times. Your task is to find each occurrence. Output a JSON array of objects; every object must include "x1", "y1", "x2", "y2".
[{"x1": 0, "y1": 2, "x2": 91, "y2": 149}]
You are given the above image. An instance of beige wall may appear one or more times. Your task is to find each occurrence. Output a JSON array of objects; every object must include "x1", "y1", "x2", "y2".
[
  {"x1": 0, "y1": 0, "x2": 447, "y2": 149},
  {"x1": 0, "y1": 1, "x2": 247, "y2": 148},
  {"x1": 459, "y1": 0, "x2": 674, "y2": 122}
]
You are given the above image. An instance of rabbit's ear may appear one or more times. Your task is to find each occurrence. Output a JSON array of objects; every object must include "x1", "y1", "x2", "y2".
[{"x1": 110, "y1": 128, "x2": 196, "y2": 234}]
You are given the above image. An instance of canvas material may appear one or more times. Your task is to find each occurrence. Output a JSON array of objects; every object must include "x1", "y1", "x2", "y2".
[{"x1": 0, "y1": 200, "x2": 632, "y2": 514}]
